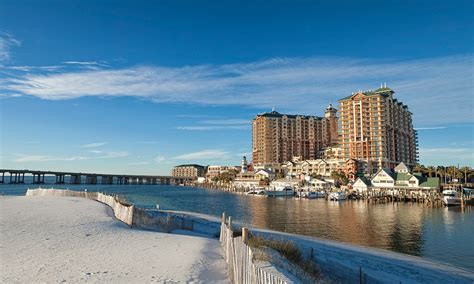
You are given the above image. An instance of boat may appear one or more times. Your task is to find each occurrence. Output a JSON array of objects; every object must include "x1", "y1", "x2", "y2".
[
  {"x1": 246, "y1": 188, "x2": 266, "y2": 196},
  {"x1": 315, "y1": 191, "x2": 326, "y2": 198},
  {"x1": 329, "y1": 192, "x2": 347, "y2": 201},
  {"x1": 442, "y1": 190, "x2": 461, "y2": 206},
  {"x1": 296, "y1": 191, "x2": 317, "y2": 199},
  {"x1": 266, "y1": 186, "x2": 295, "y2": 197}
]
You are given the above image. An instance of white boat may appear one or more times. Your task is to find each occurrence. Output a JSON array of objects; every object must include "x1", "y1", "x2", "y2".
[
  {"x1": 246, "y1": 188, "x2": 266, "y2": 196},
  {"x1": 442, "y1": 190, "x2": 461, "y2": 206},
  {"x1": 266, "y1": 186, "x2": 295, "y2": 197},
  {"x1": 296, "y1": 191, "x2": 317, "y2": 199},
  {"x1": 329, "y1": 192, "x2": 347, "y2": 201}
]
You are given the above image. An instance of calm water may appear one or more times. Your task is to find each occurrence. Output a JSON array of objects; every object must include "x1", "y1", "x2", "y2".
[{"x1": 1, "y1": 177, "x2": 473, "y2": 271}]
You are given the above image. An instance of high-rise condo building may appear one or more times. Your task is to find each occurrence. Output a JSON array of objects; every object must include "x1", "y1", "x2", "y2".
[
  {"x1": 252, "y1": 106, "x2": 338, "y2": 165},
  {"x1": 338, "y1": 85, "x2": 418, "y2": 172}
]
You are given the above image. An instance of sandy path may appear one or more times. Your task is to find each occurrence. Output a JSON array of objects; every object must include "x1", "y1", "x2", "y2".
[{"x1": 0, "y1": 196, "x2": 229, "y2": 283}]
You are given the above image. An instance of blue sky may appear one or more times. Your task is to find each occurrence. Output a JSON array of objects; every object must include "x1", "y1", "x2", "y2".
[{"x1": 0, "y1": 0, "x2": 473, "y2": 174}]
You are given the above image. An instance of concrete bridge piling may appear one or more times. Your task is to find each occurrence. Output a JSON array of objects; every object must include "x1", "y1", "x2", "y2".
[{"x1": 0, "y1": 169, "x2": 193, "y2": 186}]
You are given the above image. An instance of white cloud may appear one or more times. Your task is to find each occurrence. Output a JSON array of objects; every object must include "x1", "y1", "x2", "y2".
[
  {"x1": 0, "y1": 32, "x2": 20, "y2": 62},
  {"x1": 80, "y1": 142, "x2": 107, "y2": 148},
  {"x1": 13, "y1": 151, "x2": 128, "y2": 163},
  {"x1": 2, "y1": 55, "x2": 473, "y2": 125},
  {"x1": 154, "y1": 155, "x2": 166, "y2": 163},
  {"x1": 13, "y1": 154, "x2": 89, "y2": 163},
  {"x1": 62, "y1": 61, "x2": 101, "y2": 65},
  {"x1": 172, "y1": 149, "x2": 231, "y2": 160}
]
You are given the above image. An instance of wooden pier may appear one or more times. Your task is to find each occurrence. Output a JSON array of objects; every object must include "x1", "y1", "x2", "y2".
[
  {"x1": 356, "y1": 189, "x2": 445, "y2": 207},
  {"x1": 0, "y1": 169, "x2": 193, "y2": 186}
]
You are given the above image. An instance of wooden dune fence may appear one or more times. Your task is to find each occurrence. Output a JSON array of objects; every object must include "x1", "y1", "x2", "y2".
[{"x1": 220, "y1": 214, "x2": 292, "y2": 284}]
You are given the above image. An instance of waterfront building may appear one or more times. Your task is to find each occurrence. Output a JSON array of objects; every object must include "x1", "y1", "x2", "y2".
[
  {"x1": 233, "y1": 172, "x2": 260, "y2": 189},
  {"x1": 255, "y1": 169, "x2": 276, "y2": 181},
  {"x1": 206, "y1": 165, "x2": 231, "y2": 180},
  {"x1": 171, "y1": 164, "x2": 206, "y2": 178},
  {"x1": 252, "y1": 106, "x2": 338, "y2": 165},
  {"x1": 284, "y1": 158, "x2": 346, "y2": 178},
  {"x1": 352, "y1": 162, "x2": 440, "y2": 192},
  {"x1": 338, "y1": 85, "x2": 418, "y2": 172},
  {"x1": 309, "y1": 178, "x2": 332, "y2": 191}
]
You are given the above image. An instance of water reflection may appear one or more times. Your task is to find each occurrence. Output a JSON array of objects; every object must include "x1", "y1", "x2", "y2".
[{"x1": 245, "y1": 198, "x2": 424, "y2": 256}]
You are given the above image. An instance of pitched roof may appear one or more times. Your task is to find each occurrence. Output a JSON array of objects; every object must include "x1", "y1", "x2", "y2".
[
  {"x1": 256, "y1": 169, "x2": 275, "y2": 175},
  {"x1": 339, "y1": 87, "x2": 394, "y2": 101},
  {"x1": 375, "y1": 168, "x2": 395, "y2": 179},
  {"x1": 355, "y1": 176, "x2": 371, "y2": 186},
  {"x1": 256, "y1": 110, "x2": 322, "y2": 120},
  {"x1": 394, "y1": 162, "x2": 409, "y2": 173},
  {"x1": 393, "y1": 173, "x2": 411, "y2": 181},
  {"x1": 419, "y1": 177, "x2": 440, "y2": 188}
]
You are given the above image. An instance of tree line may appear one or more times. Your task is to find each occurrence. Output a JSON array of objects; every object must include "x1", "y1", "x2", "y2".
[{"x1": 413, "y1": 165, "x2": 473, "y2": 184}]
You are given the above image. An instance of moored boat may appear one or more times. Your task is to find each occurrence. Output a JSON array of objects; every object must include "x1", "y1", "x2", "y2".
[
  {"x1": 329, "y1": 192, "x2": 347, "y2": 201},
  {"x1": 442, "y1": 190, "x2": 461, "y2": 206},
  {"x1": 246, "y1": 188, "x2": 266, "y2": 196},
  {"x1": 266, "y1": 186, "x2": 295, "y2": 197}
]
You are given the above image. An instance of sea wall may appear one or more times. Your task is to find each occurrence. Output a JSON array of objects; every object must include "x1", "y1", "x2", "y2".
[
  {"x1": 26, "y1": 188, "x2": 134, "y2": 226},
  {"x1": 157, "y1": 210, "x2": 474, "y2": 283}
]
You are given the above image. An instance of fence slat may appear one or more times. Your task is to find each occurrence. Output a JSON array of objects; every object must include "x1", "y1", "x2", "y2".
[{"x1": 219, "y1": 218, "x2": 292, "y2": 284}]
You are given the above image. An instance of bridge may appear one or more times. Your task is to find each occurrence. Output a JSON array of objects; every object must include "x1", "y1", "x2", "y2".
[{"x1": 0, "y1": 169, "x2": 194, "y2": 185}]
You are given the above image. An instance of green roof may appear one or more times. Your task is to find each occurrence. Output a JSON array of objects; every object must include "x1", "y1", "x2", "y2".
[
  {"x1": 394, "y1": 173, "x2": 411, "y2": 181},
  {"x1": 257, "y1": 110, "x2": 322, "y2": 120},
  {"x1": 338, "y1": 87, "x2": 394, "y2": 102},
  {"x1": 419, "y1": 177, "x2": 440, "y2": 188},
  {"x1": 175, "y1": 164, "x2": 205, "y2": 169},
  {"x1": 374, "y1": 87, "x2": 394, "y2": 93},
  {"x1": 358, "y1": 176, "x2": 371, "y2": 186}
]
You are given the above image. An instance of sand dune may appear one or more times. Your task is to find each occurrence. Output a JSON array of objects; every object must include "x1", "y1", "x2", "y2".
[{"x1": 0, "y1": 196, "x2": 229, "y2": 283}]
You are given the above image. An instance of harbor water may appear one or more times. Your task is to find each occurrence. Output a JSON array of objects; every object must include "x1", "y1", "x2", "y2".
[{"x1": 1, "y1": 179, "x2": 473, "y2": 272}]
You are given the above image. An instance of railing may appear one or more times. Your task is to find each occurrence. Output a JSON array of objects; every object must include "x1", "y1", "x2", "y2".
[{"x1": 219, "y1": 213, "x2": 294, "y2": 284}]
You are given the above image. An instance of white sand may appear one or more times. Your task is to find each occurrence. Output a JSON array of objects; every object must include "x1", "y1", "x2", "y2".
[{"x1": 0, "y1": 196, "x2": 229, "y2": 283}]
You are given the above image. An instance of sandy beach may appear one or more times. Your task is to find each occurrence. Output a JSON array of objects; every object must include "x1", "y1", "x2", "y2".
[{"x1": 0, "y1": 196, "x2": 229, "y2": 283}]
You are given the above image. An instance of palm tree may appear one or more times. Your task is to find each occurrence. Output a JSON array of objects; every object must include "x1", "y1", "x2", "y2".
[
  {"x1": 426, "y1": 166, "x2": 436, "y2": 177},
  {"x1": 437, "y1": 166, "x2": 446, "y2": 184},
  {"x1": 460, "y1": 166, "x2": 471, "y2": 184},
  {"x1": 413, "y1": 164, "x2": 424, "y2": 174}
]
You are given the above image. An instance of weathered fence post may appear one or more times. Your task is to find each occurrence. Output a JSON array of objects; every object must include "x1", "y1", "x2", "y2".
[{"x1": 242, "y1": 227, "x2": 248, "y2": 244}]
